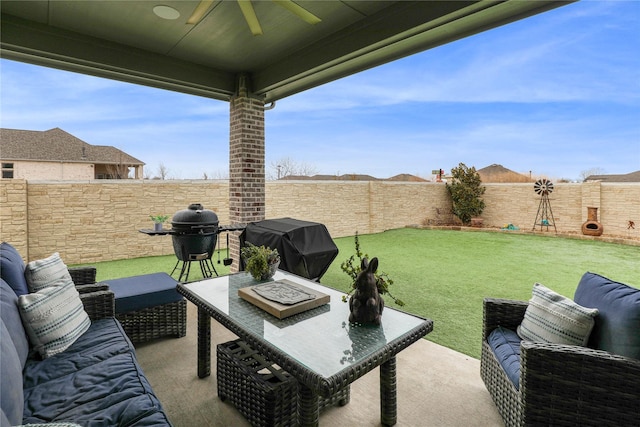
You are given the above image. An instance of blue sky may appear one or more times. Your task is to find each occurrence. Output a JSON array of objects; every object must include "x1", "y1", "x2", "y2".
[{"x1": 1, "y1": 1, "x2": 639, "y2": 181}]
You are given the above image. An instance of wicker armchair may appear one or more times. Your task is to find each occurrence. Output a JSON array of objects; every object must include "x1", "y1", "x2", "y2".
[
  {"x1": 481, "y1": 297, "x2": 640, "y2": 427},
  {"x1": 68, "y1": 266, "x2": 115, "y2": 321}
]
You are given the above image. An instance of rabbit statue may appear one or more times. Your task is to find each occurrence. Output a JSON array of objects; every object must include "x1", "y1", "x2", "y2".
[{"x1": 348, "y1": 257, "x2": 384, "y2": 325}]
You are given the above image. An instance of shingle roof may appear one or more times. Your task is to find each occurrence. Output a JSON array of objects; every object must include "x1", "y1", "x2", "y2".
[
  {"x1": 585, "y1": 171, "x2": 640, "y2": 182},
  {"x1": 281, "y1": 173, "x2": 426, "y2": 181},
  {"x1": 0, "y1": 127, "x2": 143, "y2": 165}
]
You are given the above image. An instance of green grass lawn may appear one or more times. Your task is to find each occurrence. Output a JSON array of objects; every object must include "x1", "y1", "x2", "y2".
[{"x1": 77, "y1": 228, "x2": 640, "y2": 359}]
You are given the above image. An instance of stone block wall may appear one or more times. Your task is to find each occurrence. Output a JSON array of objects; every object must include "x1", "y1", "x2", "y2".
[
  {"x1": 0, "y1": 179, "x2": 638, "y2": 265},
  {"x1": 265, "y1": 181, "x2": 451, "y2": 236},
  {"x1": 600, "y1": 183, "x2": 640, "y2": 237},
  {"x1": 480, "y1": 183, "x2": 584, "y2": 232},
  {"x1": 0, "y1": 180, "x2": 28, "y2": 258},
  {"x1": 1, "y1": 180, "x2": 229, "y2": 264}
]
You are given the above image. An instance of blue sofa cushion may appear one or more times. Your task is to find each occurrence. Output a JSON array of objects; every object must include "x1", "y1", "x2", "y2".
[
  {"x1": 487, "y1": 326, "x2": 522, "y2": 390},
  {"x1": 574, "y1": 272, "x2": 640, "y2": 359},
  {"x1": 105, "y1": 273, "x2": 181, "y2": 313},
  {"x1": 0, "y1": 279, "x2": 29, "y2": 367},
  {"x1": 1, "y1": 320, "x2": 24, "y2": 426},
  {"x1": 22, "y1": 317, "x2": 170, "y2": 425},
  {"x1": 0, "y1": 242, "x2": 29, "y2": 296}
]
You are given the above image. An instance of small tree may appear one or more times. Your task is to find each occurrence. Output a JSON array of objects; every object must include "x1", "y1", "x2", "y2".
[
  {"x1": 446, "y1": 163, "x2": 486, "y2": 225},
  {"x1": 579, "y1": 167, "x2": 606, "y2": 182},
  {"x1": 267, "y1": 157, "x2": 318, "y2": 180}
]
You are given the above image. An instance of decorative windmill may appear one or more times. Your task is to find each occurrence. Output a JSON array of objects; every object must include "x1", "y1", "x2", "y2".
[{"x1": 532, "y1": 179, "x2": 557, "y2": 232}]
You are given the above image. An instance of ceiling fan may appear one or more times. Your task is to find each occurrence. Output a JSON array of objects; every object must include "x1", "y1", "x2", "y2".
[{"x1": 187, "y1": 0, "x2": 321, "y2": 36}]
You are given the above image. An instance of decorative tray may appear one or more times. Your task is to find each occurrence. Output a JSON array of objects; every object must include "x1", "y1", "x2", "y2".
[{"x1": 238, "y1": 279, "x2": 330, "y2": 319}]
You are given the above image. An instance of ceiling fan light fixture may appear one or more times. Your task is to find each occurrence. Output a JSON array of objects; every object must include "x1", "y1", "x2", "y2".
[{"x1": 153, "y1": 5, "x2": 181, "y2": 20}]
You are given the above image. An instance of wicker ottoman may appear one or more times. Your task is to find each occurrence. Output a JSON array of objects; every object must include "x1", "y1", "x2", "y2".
[
  {"x1": 103, "y1": 272, "x2": 186, "y2": 345},
  {"x1": 217, "y1": 339, "x2": 350, "y2": 427}
]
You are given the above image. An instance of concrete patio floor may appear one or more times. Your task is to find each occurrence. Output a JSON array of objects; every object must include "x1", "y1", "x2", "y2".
[{"x1": 135, "y1": 301, "x2": 503, "y2": 426}]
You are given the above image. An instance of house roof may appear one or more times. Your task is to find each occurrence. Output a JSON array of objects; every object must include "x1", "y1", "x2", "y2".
[
  {"x1": 281, "y1": 174, "x2": 380, "y2": 181},
  {"x1": 0, "y1": 1, "x2": 572, "y2": 103},
  {"x1": 0, "y1": 127, "x2": 144, "y2": 165},
  {"x1": 585, "y1": 171, "x2": 640, "y2": 183},
  {"x1": 281, "y1": 173, "x2": 426, "y2": 181}
]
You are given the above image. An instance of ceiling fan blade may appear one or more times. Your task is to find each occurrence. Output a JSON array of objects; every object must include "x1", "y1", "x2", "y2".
[
  {"x1": 238, "y1": 0, "x2": 263, "y2": 36},
  {"x1": 272, "y1": 0, "x2": 321, "y2": 25},
  {"x1": 187, "y1": 0, "x2": 216, "y2": 25}
]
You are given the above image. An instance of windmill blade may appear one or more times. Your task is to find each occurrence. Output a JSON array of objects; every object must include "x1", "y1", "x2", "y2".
[
  {"x1": 534, "y1": 179, "x2": 554, "y2": 195},
  {"x1": 238, "y1": 0, "x2": 263, "y2": 36},
  {"x1": 272, "y1": 0, "x2": 321, "y2": 25},
  {"x1": 187, "y1": 0, "x2": 215, "y2": 25}
]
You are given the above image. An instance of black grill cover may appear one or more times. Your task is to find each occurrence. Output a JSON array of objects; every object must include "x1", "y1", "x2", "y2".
[{"x1": 240, "y1": 218, "x2": 338, "y2": 281}]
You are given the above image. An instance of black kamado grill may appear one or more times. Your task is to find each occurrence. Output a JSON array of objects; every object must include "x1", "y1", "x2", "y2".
[{"x1": 169, "y1": 203, "x2": 220, "y2": 282}]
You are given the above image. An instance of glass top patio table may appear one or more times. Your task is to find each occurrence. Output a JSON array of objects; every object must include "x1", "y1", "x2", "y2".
[{"x1": 178, "y1": 270, "x2": 433, "y2": 425}]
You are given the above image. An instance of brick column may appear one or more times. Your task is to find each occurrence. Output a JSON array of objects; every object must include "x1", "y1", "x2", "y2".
[{"x1": 228, "y1": 74, "x2": 265, "y2": 272}]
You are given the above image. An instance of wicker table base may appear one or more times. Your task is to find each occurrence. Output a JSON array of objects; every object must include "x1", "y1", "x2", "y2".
[{"x1": 217, "y1": 339, "x2": 350, "y2": 427}]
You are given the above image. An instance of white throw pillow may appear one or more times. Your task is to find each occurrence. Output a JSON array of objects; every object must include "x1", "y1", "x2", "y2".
[
  {"x1": 517, "y1": 283, "x2": 598, "y2": 346},
  {"x1": 24, "y1": 252, "x2": 73, "y2": 293},
  {"x1": 18, "y1": 277, "x2": 90, "y2": 358}
]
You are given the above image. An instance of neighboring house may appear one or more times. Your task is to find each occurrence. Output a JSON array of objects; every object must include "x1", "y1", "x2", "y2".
[
  {"x1": 0, "y1": 127, "x2": 144, "y2": 180},
  {"x1": 584, "y1": 171, "x2": 640, "y2": 182},
  {"x1": 280, "y1": 173, "x2": 426, "y2": 181}
]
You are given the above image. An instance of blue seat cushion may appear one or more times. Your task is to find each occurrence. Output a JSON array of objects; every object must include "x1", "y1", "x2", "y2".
[
  {"x1": 22, "y1": 317, "x2": 170, "y2": 426},
  {"x1": 574, "y1": 272, "x2": 640, "y2": 359},
  {"x1": 0, "y1": 279, "x2": 29, "y2": 367},
  {"x1": 0, "y1": 242, "x2": 29, "y2": 296},
  {"x1": 1, "y1": 320, "x2": 24, "y2": 426},
  {"x1": 487, "y1": 326, "x2": 522, "y2": 390},
  {"x1": 105, "y1": 273, "x2": 182, "y2": 314}
]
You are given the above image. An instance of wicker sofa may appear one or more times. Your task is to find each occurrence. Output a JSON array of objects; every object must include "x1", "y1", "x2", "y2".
[
  {"x1": 481, "y1": 272, "x2": 640, "y2": 427},
  {"x1": 1, "y1": 242, "x2": 170, "y2": 426}
]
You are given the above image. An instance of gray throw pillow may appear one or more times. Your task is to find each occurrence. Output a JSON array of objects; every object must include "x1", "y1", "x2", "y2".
[
  {"x1": 518, "y1": 283, "x2": 598, "y2": 346},
  {"x1": 24, "y1": 252, "x2": 73, "y2": 293}
]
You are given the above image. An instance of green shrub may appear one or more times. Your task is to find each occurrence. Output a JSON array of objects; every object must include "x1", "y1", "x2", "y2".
[{"x1": 446, "y1": 163, "x2": 486, "y2": 225}]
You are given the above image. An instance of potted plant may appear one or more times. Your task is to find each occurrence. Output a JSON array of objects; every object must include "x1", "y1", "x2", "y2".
[
  {"x1": 241, "y1": 243, "x2": 280, "y2": 281},
  {"x1": 340, "y1": 232, "x2": 404, "y2": 308},
  {"x1": 149, "y1": 214, "x2": 170, "y2": 232}
]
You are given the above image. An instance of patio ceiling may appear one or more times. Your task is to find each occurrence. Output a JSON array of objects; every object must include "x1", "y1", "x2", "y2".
[{"x1": 0, "y1": 1, "x2": 571, "y2": 103}]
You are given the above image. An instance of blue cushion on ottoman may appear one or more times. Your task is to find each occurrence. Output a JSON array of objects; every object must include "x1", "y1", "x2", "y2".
[
  {"x1": 487, "y1": 326, "x2": 522, "y2": 390},
  {"x1": 0, "y1": 242, "x2": 29, "y2": 296},
  {"x1": 574, "y1": 272, "x2": 640, "y2": 359},
  {"x1": 105, "y1": 273, "x2": 181, "y2": 313}
]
